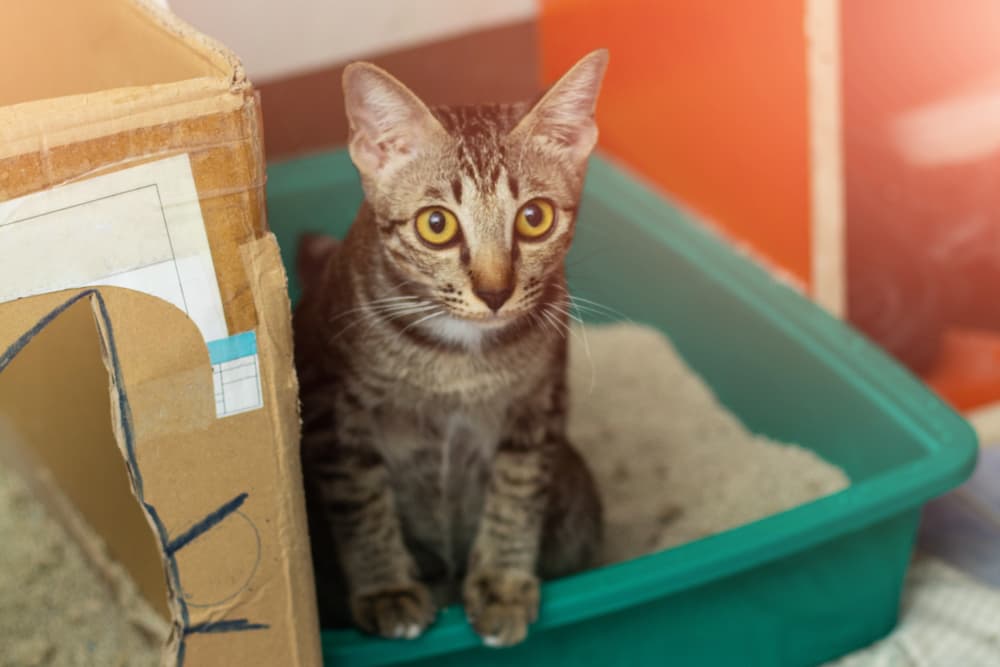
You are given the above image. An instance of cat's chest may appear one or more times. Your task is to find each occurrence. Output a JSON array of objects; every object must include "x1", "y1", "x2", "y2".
[
  {"x1": 376, "y1": 408, "x2": 499, "y2": 574},
  {"x1": 375, "y1": 407, "x2": 500, "y2": 541},
  {"x1": 359, "y1": 331, "x2": 552, "y2": 407},
  {"x1": 375, "y1": 403, "x2": 504, "y2": 470}
]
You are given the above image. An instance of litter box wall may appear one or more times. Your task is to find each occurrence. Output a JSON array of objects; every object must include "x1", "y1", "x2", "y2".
[{"x1": 0, "y1": 1, "x2": 321, "y2": 665}]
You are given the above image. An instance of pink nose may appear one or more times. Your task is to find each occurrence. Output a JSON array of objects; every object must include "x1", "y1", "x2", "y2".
[{"x1": 473, "y1": 286, "x2": 513, "y2": 312}]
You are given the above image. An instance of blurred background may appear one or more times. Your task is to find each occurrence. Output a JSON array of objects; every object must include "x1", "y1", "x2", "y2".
[{"x1": 167, "y1": 0, "x2": 1000, "y2": 432}]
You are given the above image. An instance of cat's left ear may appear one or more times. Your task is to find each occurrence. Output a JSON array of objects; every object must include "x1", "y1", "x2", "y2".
[
  {"x1": 510, "y1": 49, "x2": 609, "y2": 163},
  {"x1": 342, "y1": 62, "x2": 446, "y2": 179}
]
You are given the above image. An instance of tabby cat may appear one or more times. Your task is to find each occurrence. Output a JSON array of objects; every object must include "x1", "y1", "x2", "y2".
[{"x1": 293, "y1": 49, "x2": 608, "y2": 648}]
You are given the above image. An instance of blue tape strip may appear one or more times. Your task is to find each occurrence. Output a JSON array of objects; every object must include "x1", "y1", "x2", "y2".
[{"x1": 207, "y1": 330, "x2": 257, "y2": 365}]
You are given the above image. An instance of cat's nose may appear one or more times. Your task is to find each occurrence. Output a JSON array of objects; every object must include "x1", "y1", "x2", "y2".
[{"x1": 473, "y1": 286, "x2": 514, "y2": 312}]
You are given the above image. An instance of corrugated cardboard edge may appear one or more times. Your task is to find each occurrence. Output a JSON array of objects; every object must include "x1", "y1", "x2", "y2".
[
  {"x1": 240, "y1": 234, "x2": 323, "y2": 667},
  {"x1": 127, "y1": 0, "x2": 245, "y2": 84},
  {"x1": 0, "y1": 80, "x2": 245, "y2": 162},
  {"x1": 82, "y1": 291, "x2": 188, "y2": 665}
]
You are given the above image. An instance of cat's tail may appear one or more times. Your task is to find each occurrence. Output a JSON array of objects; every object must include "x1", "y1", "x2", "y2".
[{"x1": 297, "y1": 233, "x2": 339, "y2": 293}]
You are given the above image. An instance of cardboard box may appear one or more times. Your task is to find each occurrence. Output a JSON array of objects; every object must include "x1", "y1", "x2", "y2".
[{"x1": 0, "y1": 1, "x2": 321, "y2": 665}]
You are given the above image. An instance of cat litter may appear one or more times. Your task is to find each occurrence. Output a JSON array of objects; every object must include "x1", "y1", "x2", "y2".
[
  {"x1": 565, "y1": 322, "x2": 849, "y2": 565},
  {"x1": 0, "y1": 463, "x2": 160, "y2": 667}
]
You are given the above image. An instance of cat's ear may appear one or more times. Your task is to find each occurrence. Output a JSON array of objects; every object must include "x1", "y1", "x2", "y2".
[
  {"x1": 511, "y1": 49, "x2": 609, "y2": 163},
  {"x1": 342, "y1": 62, "x2": 445, "y2": 178}
]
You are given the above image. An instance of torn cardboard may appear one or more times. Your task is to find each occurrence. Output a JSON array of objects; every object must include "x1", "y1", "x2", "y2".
[{"x1": 0, "y1": 1, "x2": 321, "y2": 665}]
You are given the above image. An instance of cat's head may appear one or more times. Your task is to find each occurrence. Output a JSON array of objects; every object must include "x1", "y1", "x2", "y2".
[{"x1": 342, "y1": 50, "x2": 608, "y2": 339}]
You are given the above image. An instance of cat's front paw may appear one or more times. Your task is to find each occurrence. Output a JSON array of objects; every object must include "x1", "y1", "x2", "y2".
[
  {"x1": 463, "y1": 568, "x2": 540, "y2": 648},
  {"x1": 350, "y1": 581, "x2": 437, "y2": 640}
]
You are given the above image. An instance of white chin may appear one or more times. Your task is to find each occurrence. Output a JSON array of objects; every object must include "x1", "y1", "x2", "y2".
[{"x1": 422, "y1": 314, "x2": 506, "y2": 348}]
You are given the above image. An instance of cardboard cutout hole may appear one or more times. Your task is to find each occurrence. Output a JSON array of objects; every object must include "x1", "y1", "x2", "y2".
[{"x1": 0, "y1": 296, "x2": 170, "y2": 622}]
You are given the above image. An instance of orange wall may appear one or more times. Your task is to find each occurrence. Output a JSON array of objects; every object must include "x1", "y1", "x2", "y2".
[{"x1": 539, "y1": 0, "x2": 812, "y2": 286}]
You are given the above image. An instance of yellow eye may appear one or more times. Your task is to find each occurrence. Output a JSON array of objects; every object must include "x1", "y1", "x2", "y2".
[
  {"x1": 415, "y1": 207, "x2": 460, "y2": 247},
  {"x1": 515, "y1": 198, "x2": 556, "y2": 240}
]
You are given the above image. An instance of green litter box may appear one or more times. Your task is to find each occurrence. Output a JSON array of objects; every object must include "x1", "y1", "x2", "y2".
[{"x1": 265, "y1": 149, "x2": 978, "y2": 667}]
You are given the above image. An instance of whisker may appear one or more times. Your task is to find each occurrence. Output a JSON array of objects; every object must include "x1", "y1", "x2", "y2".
[
  {"x1": 379, "y1": 276, "x2": 419, "y2": 292},
  {"x1": 548, "y1": 301, "x2": 585, "y2": 326},
  {"x1": 352, "y1": 303, "x2": 439, "y2": 340},
  {"x1": 398, "y1": 310, "x2": 446, "y2": 338},
  {"x1": 542, "y1": 301, "x2": 596, "y2": 395},
  {"x1": 562, "y1": 300, "x2": 596, "y2": 395},
  {"x1": 325, "y1": 295, "x2": 422, "y2": 327},
  {"x1": 376, "y1": 303, "x2": 437, "y2": 316},
  {"x1": 539, "y1": 306, "x2": 569, "y2": 340},
  {"x1": 552, "y1": 292, "x2": 632, "y2": 325},
  {"x1": 567, "y1": 294, "x2": 632, "y2": 323},
  {"x1": 553, "y1": 284, "x2": 626, "y2": 317},
  {"x1": 372, "y1": 295, "x2": 422, "y2": 303},
  {"x1": 326, "y1": 305, "x2": 372, "y2": 328},
  {"x1": 330, "y1": 313, "x2": 379, "y2": 342},
  {"x1": 330, "y1": 301, "x2": 434, "y2": 341},
  {"x1": 528, "y1": 311, "x2": 555, "y2": 338}
]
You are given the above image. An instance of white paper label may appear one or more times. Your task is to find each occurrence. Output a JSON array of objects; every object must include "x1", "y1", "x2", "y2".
[{"x1": 0, "y1": 155, "x2": 263, "y2": 418}]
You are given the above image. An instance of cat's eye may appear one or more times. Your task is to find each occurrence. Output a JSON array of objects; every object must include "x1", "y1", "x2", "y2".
[
  {"x1": 415, "y1": 206, "x2": 460, "y2": 247},
  {"x1": 515, "y1": 199, "x2": 556, "y2": 240}
]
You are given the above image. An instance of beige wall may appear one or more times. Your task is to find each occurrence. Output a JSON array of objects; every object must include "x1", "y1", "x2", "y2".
[{"x1": 168, "y1": 0, "x2": 538, "y2": 82}]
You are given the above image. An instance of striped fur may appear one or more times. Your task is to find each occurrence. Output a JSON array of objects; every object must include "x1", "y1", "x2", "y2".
[{"x1": 294, "y1": 50, "x2": 608, "y2": 647}]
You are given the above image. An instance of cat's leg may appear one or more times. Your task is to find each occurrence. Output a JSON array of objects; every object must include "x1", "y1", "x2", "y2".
[
  {"x1": 462, "y1": 392, "x2": 566, "y2": 647},
  {"x1": 538, "y1": 438, "x2": 602, "y2": 579},
  {"x1": 304, "y1": 389, "x2": 437, "y2": 639},
  {"x1": 461, "y1": 435, "x2": 601, "y2": 646},
  {"x1": 462, "y1": 439, "x2": 545, "y2": 647}
]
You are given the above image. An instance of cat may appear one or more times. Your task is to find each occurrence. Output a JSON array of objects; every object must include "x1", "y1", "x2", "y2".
[{"x1": 293, "y1": 49, "x2": 608, "y2": 648}]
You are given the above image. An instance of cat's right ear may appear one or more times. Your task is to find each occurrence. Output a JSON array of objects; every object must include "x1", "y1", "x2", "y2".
[
  {"x1": 509, "y1": 49, "x2": 609, "y2": 165},
  {"x1": 342, "y1": 63, "x2": 445, "y2": 179}
]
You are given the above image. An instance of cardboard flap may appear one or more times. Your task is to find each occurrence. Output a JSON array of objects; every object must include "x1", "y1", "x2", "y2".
[
  {"x1": 0, "y1": 291, "x2": 171, "y2": 630},
  {"x1": 0, "y1": 254, "x2": 319, "y2": 666},
  {"x1": 0, "y1": 0, "x2": 251, "y2": 162},
  {"x1": 0, "y1": 0, "x2": 237, "y2": 108}
]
